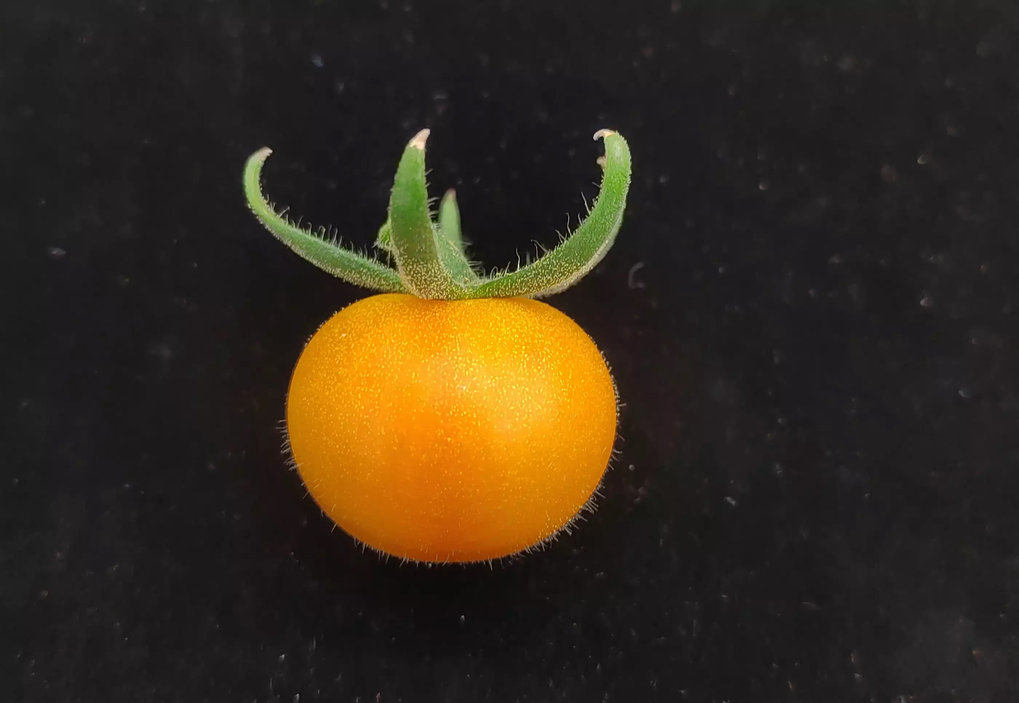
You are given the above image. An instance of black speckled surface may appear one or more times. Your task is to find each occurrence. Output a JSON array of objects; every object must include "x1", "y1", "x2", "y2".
[{"x1": 3, "y1": 1, "x2": 1019, "y2": 701}]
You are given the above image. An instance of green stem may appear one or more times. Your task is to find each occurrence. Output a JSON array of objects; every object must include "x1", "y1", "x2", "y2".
[
  {"x1": 243, "y1": 129, "x2": 632, "y2": 301},
  {"x1": 243, "y1": 148, "x2": 406, "y2": 292},
  {"x1": 436, "y1": 189, "x2": 480, "y2": 284},
  {"x1": 470, "y1": 130, "x2": 631, "y2": 298},
  {"x1": 387, "y1": 130, "x2": 472, "y2": 298},
  {"x1": 438, "y1": 189, "x2": 464, "y2": 250}
]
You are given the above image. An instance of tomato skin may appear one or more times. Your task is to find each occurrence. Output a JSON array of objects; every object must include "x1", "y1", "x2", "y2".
[{"x1": 286, "y1": 293, "x2": 617, "y2": 563}]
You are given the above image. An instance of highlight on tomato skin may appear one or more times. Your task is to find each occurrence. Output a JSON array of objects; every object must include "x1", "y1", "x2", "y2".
[
  {"x1": 244, "y1": 128, "x2": 632, "y2": 563},
  {"x1": 286, "y1": 294, "x2": 618, "y2": 563}
]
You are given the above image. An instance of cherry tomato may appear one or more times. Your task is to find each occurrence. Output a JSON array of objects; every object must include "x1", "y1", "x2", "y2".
[
  {"x1": 245, "y1": 129, "x2": 632, "y2": 562},
  {"x1": 286, "y1": 293, "x2": 617, "y2": 563}
]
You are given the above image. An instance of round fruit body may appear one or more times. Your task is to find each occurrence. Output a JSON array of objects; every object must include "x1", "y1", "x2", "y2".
[{"x1": 285, "y1": 293, "x2": 617, "y2": 563}]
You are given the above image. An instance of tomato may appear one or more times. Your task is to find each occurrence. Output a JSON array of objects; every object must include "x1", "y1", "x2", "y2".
[
  {"x1": 286, "y1": 293, "x2": 617, "y2": 563},
  {"x1": 245, "y1": 128, "x2": 631, "y2": 563}
]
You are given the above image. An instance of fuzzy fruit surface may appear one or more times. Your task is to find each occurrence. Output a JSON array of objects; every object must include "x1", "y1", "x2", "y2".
[{"x1": 286, "y1": 293, "x2": 617, "y2": 563}]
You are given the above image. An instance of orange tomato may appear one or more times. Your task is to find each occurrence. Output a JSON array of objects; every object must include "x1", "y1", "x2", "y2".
[{"x1": 286, "y1": 293, "x2": 617, "y2": 563}]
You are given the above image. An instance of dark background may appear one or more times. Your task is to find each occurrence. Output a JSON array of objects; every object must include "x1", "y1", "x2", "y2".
[{"x1": 3, "y1": 0, "x2": 1019, "y2": 701}]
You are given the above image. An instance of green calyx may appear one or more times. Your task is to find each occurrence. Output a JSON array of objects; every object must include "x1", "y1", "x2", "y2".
[{"x1": 243, "y1": 128, "x2": 631, "y2": 299}]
